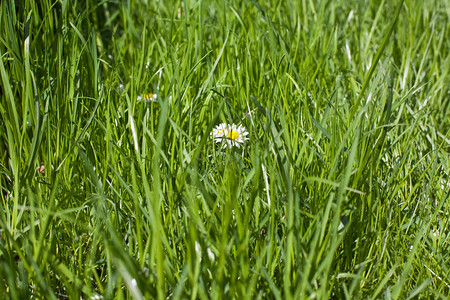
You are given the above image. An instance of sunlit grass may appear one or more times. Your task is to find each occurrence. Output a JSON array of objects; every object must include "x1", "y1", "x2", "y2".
[{"x1": 0, "y1": 0, "x2": 449, "y2": 299}]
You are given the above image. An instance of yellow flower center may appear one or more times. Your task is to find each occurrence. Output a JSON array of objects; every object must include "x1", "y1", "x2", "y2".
[
  {"x1": 144, "y1": 93, "x2": 153, "y2": 99},
  {"x1": 227, "y1": 130, "x2": 239, "y2": 140}
]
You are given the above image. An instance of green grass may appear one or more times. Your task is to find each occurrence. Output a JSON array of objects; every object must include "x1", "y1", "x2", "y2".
[{"x1": 0, "y1": 0, "x2": 449, "y2": 298}]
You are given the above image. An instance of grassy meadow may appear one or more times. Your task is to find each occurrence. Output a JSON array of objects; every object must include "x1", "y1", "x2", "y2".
[{"x1": 0, "y1": 0, "x2": 449, "y2": 298}]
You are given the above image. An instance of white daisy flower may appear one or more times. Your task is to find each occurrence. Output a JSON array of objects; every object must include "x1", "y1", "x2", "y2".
[
  {"x1": 137, "y1": 93, "x2": 157, "y2": 102},
  {"x1": 211, "y1": 123, "x2": 249, "y2": 148},
  {"x1": 211, "y1": 123, "x2": 228, "y2": 142},
  {"x1": 225, "y1": 124, "x2": 249, "y2": 148}
]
